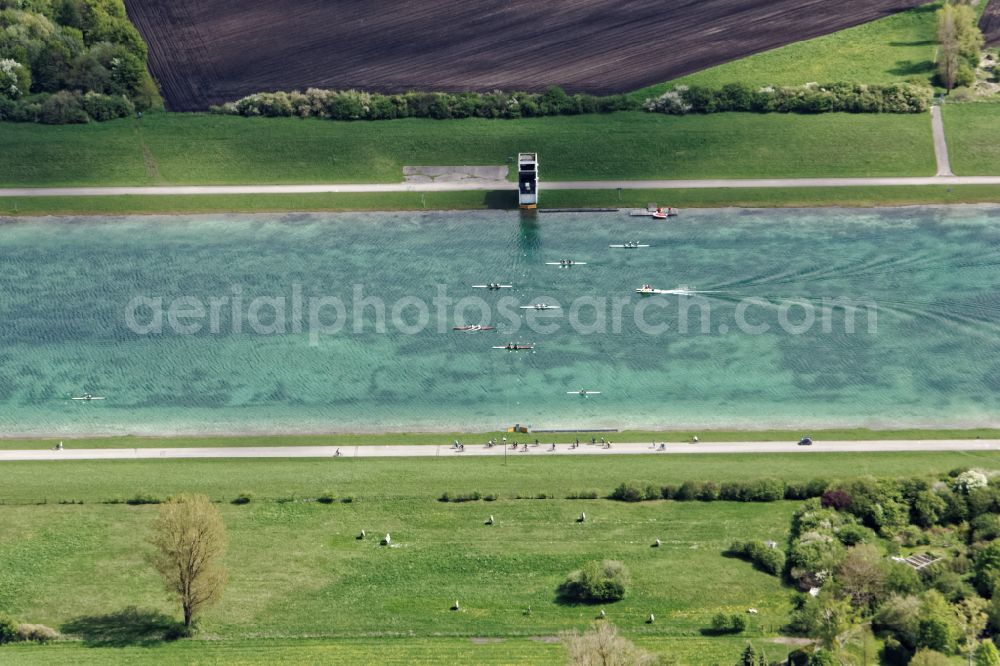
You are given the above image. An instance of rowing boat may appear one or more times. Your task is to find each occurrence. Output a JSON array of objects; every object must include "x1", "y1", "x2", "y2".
[
  {"x1": 472, "y1": 285, "x2": 512, "y2": 289},
  {"x1": 492, "y1": 345, "x2": 534, "y2": 350},
  {"x1": 71, "y1": 394, "x2": 105, "y2": 400},
  {"x1": 453, "y1": 325, "x2": 495, "y2": 331},
  {"x1": 545, "y1": 262, "x2": 587, "y2": 266},
  {"x1": 519, "y1": 305, "x2": 560, "y2": 310},
  {"x1": 609, "y1": 244, "x2": 649, "y2": 248},
  {"x1": 567, "y1": 390, "x2": 601, "y2": 395}
]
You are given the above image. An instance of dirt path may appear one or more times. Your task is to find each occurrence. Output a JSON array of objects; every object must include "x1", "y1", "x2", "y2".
[
  {"x1": 930, "y1": 106, "x2": 954, "y2": 177},
  {"x1": 2, "y1": 439, "x2": 997, "y2": 461}
]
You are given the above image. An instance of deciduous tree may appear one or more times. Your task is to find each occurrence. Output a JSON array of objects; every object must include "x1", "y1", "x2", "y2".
[{"x1": 149, "y1": 493, "x2": 227, "y2": 629}]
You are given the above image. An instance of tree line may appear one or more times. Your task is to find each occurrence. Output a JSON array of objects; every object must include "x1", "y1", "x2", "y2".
[{"x1": 0, "y1": 0, "x2": 160, "y2": 123}]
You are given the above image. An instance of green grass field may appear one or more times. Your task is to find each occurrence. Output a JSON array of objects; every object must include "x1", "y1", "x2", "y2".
[
  {"x1": 0, "y1": 111, "x2": 936, "y2": 188},
  {"x1": 0, "y1": 428, "x2": 997, "y2": 451},
  {"x1": 5, "y1": 184, "x2": 1000, "y2": 218},
  {"x1": 941, "y1": 102, "x2": 1000, "y2": 176},
  {"x1": 2, "y1": 451, "x2": 997, "y2": 664},
  {"x1": 3, "y1": 450, "x2": 997, "y2": 504},
  {"x1": 633, "y1": 2, "x2": 942, "y2": 100}
]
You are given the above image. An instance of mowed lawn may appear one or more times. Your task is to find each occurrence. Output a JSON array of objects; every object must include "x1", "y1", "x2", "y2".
[
  {"x1": 941, "y1": 102, "x2": 1000, "y2": 175},
  {"x1": 634, "y1": 2, "x2": 942, "y2": 98},
  {"x1": 0, "y1": 111, "x2": 935, "y2": 188},
  {"x1": 2, "y1": 451, "x2": 999, "y2": 503}
]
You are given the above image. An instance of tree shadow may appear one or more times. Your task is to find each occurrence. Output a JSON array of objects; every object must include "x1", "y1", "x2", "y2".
[
  {"x1": 888, "y1": 40, "x2": 937, "y2": 47},
  {"x1": 888, "y1": 59, "x2": 935, "y2": 76},
  {"x1": 61, "y1": 606, "x2": 183, "y2": 647}
]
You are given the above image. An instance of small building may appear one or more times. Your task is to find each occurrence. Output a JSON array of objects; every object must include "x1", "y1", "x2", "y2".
[{"x1": 518, "y1": 153, "x2": 538, "y2": 208}]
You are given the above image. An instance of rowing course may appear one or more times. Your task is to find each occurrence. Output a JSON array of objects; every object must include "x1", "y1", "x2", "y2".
[
  {"x1": 6, "y1": 175, "x2": 1000, "y2": 197},
  {"x1": 2, "y1": 440, "x2": 997, "y2": 461}
]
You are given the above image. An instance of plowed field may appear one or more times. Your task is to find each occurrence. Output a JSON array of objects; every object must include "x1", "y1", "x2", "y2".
[{"x1": 126, "y1": 0, "x2": 926, "y2": 111}]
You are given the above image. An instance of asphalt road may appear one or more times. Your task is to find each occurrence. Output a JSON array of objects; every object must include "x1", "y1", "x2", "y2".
[
  {"x1": 3, "y1": 175, "x2": 996, "y2": 199},
  {"x1": 2, "y1": 439, "x2": 996, "y2": 461}
]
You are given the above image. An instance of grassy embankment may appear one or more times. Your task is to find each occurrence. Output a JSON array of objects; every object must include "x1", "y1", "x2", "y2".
[
  {"x1": 942, "y1": 101, "x2": 1000, "y2": 175},
  {"x1": 1, "y1": 451, "x2": 997, "y2": 665},
  {"x1": 2, "y1": 1, "x2": 986, "y2": 216},
  {"x1": 0, "y1": 111, "x2": 935, "y2": 187},
  {"x1": 0, "y1": 111, "x2": 947, "y2": 215},
  {"x1": 1, "y1": 428, "x2": 998, "y2": 451}
]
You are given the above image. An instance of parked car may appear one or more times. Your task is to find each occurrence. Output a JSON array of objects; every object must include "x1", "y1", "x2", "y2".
[{"x1": 798, "y1": 436, "x2": 813, "y2": 446}]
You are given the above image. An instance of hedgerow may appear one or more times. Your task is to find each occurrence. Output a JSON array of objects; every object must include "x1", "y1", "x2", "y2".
[{"x1": 645, "y1": 82, "x2": 933, "y2": 115}]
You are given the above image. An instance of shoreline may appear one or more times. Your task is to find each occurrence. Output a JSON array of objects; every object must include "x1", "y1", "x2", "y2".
[
  {"x1": 2, "y1": 427, "x2": 999, "y2": 450},
  {"x1": 3, "y1": 185, "x2": 1000, "y2": 217}
]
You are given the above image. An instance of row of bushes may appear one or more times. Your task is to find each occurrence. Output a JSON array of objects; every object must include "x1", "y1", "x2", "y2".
[
  {"x1": 212, "y1": 79, "x2": 933, "y2": 124},
  {"x1": 727, "y1": 540, "x2": 786, "y2": 576},
  {"x1": 438, "y1": 490, "x2": 599, "y2": 502},
  {"x1": 438, "y1": 491, "x2": 498, "y2": 503},
  {"x1": 610, "y1": 478, "x2": 829, "y2": 503},
  {"x1": 0, "y1": 89, "x2": 132, "y2": 123},
  {"x1": 645, "y1": 81, "x2": 933, "y2": 115},
  {"x1": 212, "y1": 86, "x2": 636, "y2": 120},
  {"x1": 99, "y1": 493, "x2": 353, "y2": 505}
]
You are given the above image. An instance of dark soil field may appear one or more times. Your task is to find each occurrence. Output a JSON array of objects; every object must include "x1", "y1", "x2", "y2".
[
  {"x1": 124, "y1": 0, "x2": 926, "y2": 111},
  {"x1": 982, "y1": 0, "x2": 1000, "y2": 46}
]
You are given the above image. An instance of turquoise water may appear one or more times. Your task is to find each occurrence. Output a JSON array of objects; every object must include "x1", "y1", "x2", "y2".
[{"x1": 0, "y1": 207, "x2": 998, "y2": 436}]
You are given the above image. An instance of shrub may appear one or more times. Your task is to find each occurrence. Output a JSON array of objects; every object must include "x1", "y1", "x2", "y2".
[
  {"x1": 231, "y1": 493, "x2": 253, "y2": 505},
  {"x1": 609, "y1": 482, "x2": 644, "y2": 502},
  {"x1": 217, "y1": 86, "x2": 641, "y2": 121},
  {"x1": 316, "y1": 492, "x2": 335, "y2": 504},
  {"x1": 0, "y1": 613, "x2": 18, "y2": 643},
  {"x1": 38, "y1": 90, "x2": 88, "y2": 124},
  {"x1": 954, "y1": 470, "x2": 989, "y2": 494},
  {"x1": 728, "y1": 540, "x2": 785, "y2": 575},
  {"x1": 910, "y1": 649, "x2": 952, "y2": 666},
  {"x1": 80, "y1": 91, "x2": 131, "y2": 121},
  {"x1": 660, "y1": 484, "x2": 678, "y2": 500},
  {"x1": 125, "y1": 494, "x2": 161, "y2": 505},
  {"x1": 720, "y1": 479, "x2": 785, "y2": 502},
  {"x1": 821, "y1": 489, "x2": 852, "y2": 510},
  {"x1": 559, "y1": 560, "x2": 630, "y2": 604},
  {"x1": 645, "y1": 81, "x2": 932, "y2": 116},
  {"x1": 836, "y1": 523, "x2": 873, "y2": 546},
  {"x1": 785, "y1": 478, "x2": 830, "y2": 500},
  {"x1": 438, "y1": 491, "x2": 482, "y2": 503},
  {"x1": 708, "y1": 612, "x2": 747, "y2": 634},
  {"x1": 15, "y1": 623, "x2": 58, "y2": 642},
  {"x1": 566, "y1": 490, "x2": 598, "y2": 500}
]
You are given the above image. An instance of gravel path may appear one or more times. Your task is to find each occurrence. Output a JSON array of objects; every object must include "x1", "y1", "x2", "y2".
[{"x1": 3, "y1": 439, "x2": 997, "y2": 461}]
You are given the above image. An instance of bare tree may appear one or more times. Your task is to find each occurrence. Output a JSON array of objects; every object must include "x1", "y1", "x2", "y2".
[
  {"x1": 938, "y1": 3, "x2": 960, "y2": 90},
  {"x1": 563, "y1": 622, "x2": 660, "y2": 666},
  {"x1": 149, "y1": 493, "x2": 227, "y2": 629}
]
